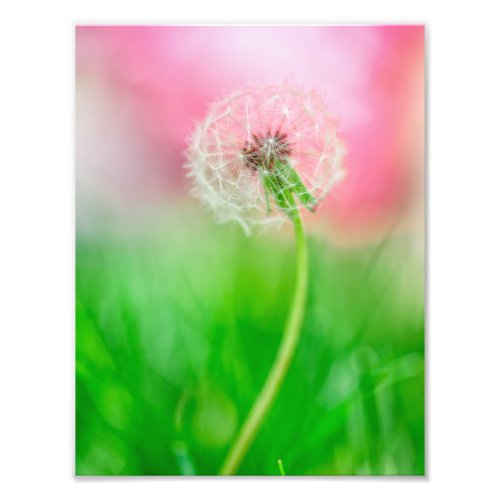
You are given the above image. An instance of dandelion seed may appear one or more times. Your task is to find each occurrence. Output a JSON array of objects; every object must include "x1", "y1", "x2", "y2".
[{"x1": 185, "y1": 83, "x2": 345, "y2": 233}]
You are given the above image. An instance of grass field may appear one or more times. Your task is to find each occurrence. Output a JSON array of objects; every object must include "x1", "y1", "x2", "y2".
[{"x1": 76, "y1": 208, "x2": 425, "y2": 475}]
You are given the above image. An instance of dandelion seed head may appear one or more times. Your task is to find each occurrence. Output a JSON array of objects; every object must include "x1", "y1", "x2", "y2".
[{"x1": 185, "y1": 83, "x2": 345, "y2": 233}]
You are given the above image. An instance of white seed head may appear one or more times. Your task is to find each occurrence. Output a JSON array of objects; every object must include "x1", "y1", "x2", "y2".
[{"x1": 185, "y1": 83, "x2": 345, "y2": 234}]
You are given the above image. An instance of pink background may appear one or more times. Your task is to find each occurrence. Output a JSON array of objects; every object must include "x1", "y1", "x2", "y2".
[{"x1": 76, "y1": 26, "x2": 424, "y2": 243}]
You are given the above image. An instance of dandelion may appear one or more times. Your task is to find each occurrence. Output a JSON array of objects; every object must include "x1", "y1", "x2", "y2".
[
  {"x1": 186, "y1": 83, "x2": 345, "y2": 234},
  {"x1": 185, "y1": 83, "x2": 345, "y2": 475}
]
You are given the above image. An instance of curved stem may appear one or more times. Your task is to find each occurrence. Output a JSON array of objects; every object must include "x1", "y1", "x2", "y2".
[{"x1": 219, "y1": 212, "x2": 308, "y2": 475}]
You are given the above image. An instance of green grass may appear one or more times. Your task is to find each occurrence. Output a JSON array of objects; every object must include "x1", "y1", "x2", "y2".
[{"x1": 76, "y1": 207, "x2": 425, "y2": 475}]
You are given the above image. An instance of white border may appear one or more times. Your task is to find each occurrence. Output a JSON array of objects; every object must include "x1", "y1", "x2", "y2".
[{"x1": 1, "y1": 1, "x2": 500, "y2": 498}]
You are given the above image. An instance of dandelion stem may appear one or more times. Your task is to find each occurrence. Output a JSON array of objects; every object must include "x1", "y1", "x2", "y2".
[{"x1": 219, "y1": 209, "x2": 308, "y2": 475}]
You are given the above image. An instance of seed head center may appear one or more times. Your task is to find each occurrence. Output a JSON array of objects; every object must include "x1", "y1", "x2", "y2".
[{"x1": 241, "y1": 130, "x2": 292, "y2": 171}]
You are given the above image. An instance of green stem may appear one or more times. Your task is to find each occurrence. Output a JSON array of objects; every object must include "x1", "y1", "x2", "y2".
[{"x1": 219, "y1": 211, "x2": 308, "y2": 475}]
